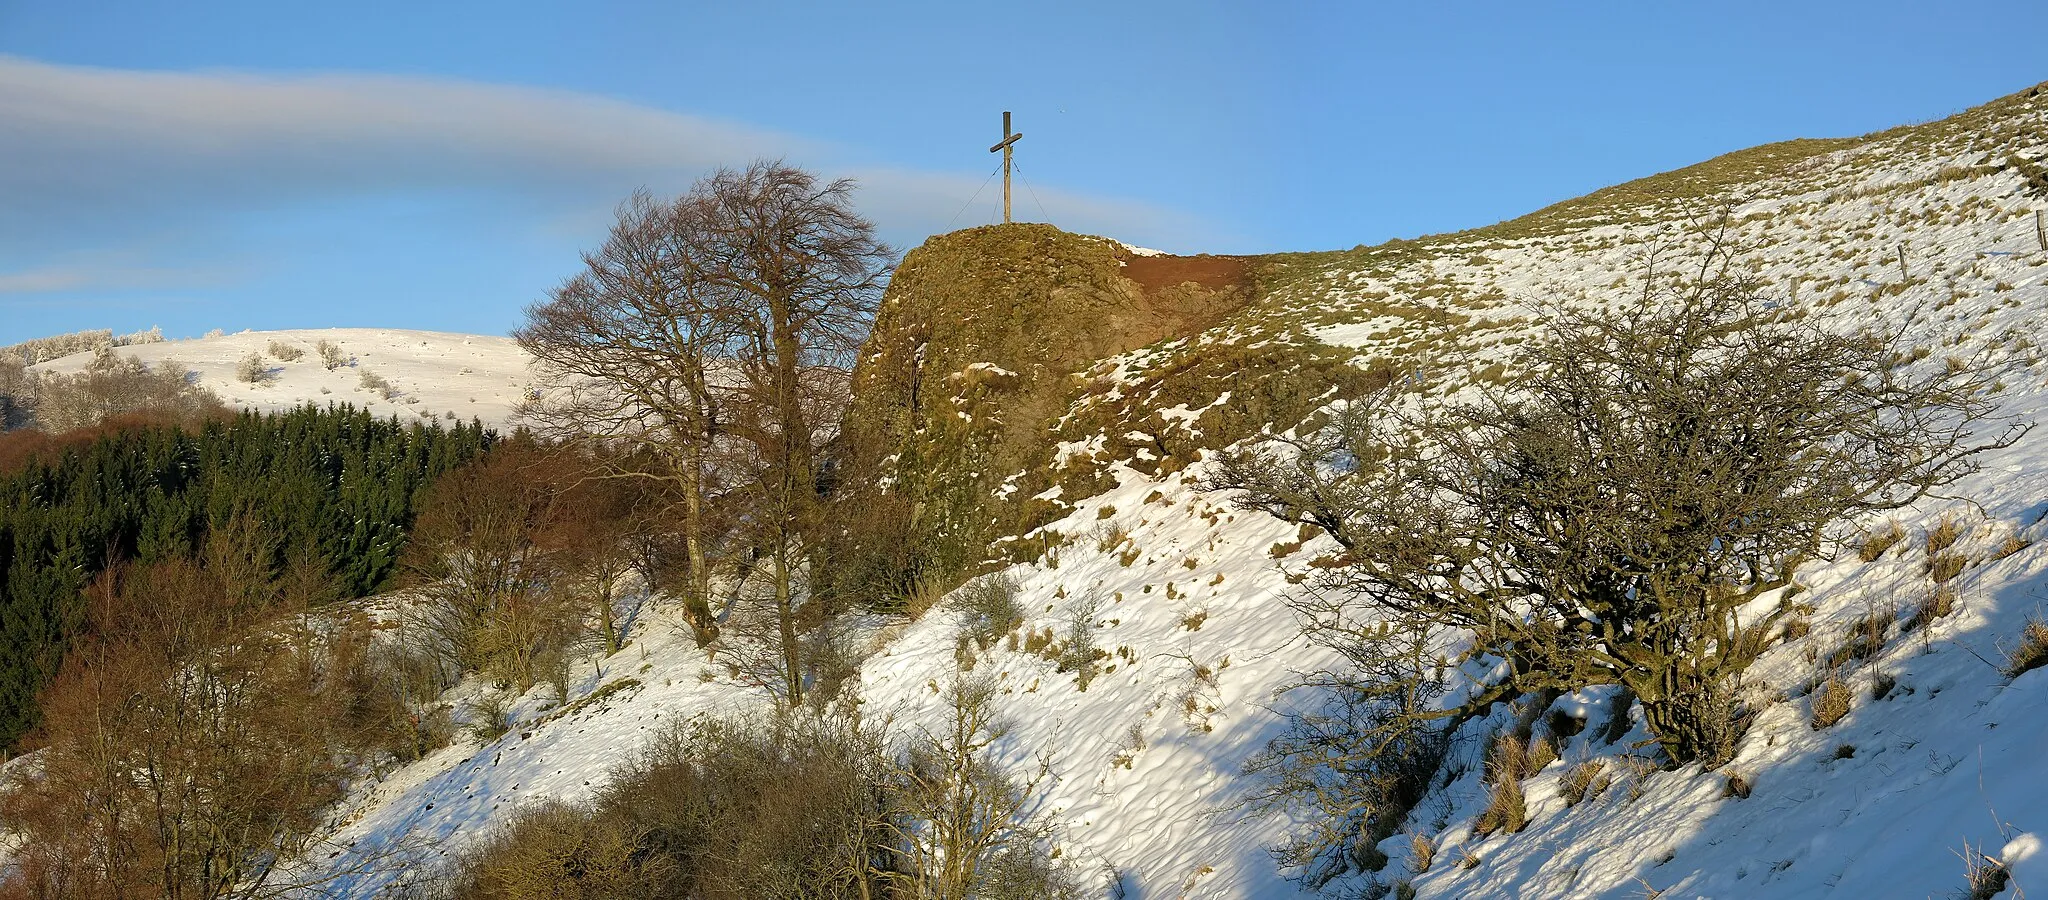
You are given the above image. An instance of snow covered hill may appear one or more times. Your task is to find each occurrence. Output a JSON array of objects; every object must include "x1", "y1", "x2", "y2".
[
  {"x1": 301, "y1": 83, "x2": 2048, "y2": 899},
  {"x1": 29, "y1": 328, "x2": 535, "y2": 430}
]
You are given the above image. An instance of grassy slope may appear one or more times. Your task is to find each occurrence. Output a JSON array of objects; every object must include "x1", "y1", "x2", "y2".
[{"x1": 307, "y1": 81, "x2": 2048, "y2": 899}]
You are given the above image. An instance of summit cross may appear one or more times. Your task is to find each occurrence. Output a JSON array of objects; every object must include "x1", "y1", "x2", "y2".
[{"x1": 989, "y1": 111, "x2": 1023, "y2": 224}]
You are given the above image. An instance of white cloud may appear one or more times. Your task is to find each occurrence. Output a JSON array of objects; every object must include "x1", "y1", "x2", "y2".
[{"x1": 0, "y1": 56, "x2": 1200, "y2": 270}]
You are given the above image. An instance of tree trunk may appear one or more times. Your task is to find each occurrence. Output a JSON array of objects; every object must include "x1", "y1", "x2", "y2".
[
  {"x1": 677, "y1": 444, "x2": 716, "y2": 647},
  {"x1": 775, "y1": 542, "x2": 802, "y2": 706},
  {"x1": 1631, "y1": 662, "x2": 1739, "y2": 768}
]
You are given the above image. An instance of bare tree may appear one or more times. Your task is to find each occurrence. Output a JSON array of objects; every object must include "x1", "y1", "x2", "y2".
[
  {"x1": 402, "y1": 448, "x2": 579, "y2": 692},
  {"x1": 539, "y1": 471, "x2": 642, "y2": 656},
  {"x1": 691, "y1": 162, "x2": 891, "y2": 705},
  {"x1": 517, "y1": 190, "x2": 740, "y2": 644},
  {"x1": 1214, "y1": 257, "x2": 2021, "y2": 768},
  {"x1": 519, "y1": 162, "x2": 891, "y2": 702}
]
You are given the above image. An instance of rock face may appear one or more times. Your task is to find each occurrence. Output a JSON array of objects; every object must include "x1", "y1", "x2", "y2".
[{"x1": 837, "y1": 223, "x2": 1254, "y2": 604}]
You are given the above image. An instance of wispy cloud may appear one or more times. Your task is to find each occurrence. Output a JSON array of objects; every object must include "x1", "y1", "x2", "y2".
[
  {"x1": 0, "y1": 55, "x2": 1200, "y2": 283},
  {"x1": 0, "y1": 243, "x2": 247, "y2": 295}
]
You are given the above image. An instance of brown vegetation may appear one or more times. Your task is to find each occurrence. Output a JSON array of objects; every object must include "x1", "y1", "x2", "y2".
[
  {"x1": 0, "y1": 554, "x2": 421, "y2": 899},
  {"x1": 1215, "y1": 253, "x2": 2017, "y2": 766}
]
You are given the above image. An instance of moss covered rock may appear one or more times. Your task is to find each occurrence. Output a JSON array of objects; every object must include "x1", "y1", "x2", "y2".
[{"x1": 835, "y1": 224, "x2": 1253, "y2": 605}]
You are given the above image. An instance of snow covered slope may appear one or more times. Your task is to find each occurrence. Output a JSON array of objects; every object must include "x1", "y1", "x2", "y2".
[
  {"x1": 310, "y1": 83, "x2": 2048, "y2": 899},
  {"x1": 29, "y1": 328, "x2": 534, "y2": 430}
]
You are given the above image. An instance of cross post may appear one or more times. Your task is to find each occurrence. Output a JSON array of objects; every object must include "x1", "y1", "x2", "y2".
[{"x1": 989, "y1": 111, "x2": 1022, "y2": 224}]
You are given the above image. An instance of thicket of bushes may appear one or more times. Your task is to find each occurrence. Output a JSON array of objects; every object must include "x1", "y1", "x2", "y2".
[
  {"x1": 433, "y1": 678, "x2": 1088, "y2": 900},
  {"x1": 397, "y1": 442, "x2": 665, "y2": 701},
  {"x1": 0, "y1": 404, "x2": 492, "y2": 749},
  {"x1": 0, "y1": 327, "x2": 164, "y2": 366},
  {"x1": 0, "y1": 552, "x2": 443, "y2": 900}
]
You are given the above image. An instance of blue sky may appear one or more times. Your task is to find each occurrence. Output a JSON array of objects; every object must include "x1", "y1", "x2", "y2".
[{"x1": 1, "y1": 0, "x2": 2043, "y2": 344}]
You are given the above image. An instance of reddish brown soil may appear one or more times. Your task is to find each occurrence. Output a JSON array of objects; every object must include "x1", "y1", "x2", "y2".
[
  {"x1": 1119, "y1": 254, "x2": 1252, "y2": 295},
  {"x1": 1106, "y1": 252, "x2": 1259, "y2": 350}
]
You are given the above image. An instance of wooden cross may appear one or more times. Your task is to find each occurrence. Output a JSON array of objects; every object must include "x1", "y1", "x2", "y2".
[{"x1": 989, "y1": 111, "x2": 1022, "y2": 224}]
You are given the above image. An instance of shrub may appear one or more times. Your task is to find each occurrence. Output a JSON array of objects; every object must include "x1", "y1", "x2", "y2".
[
  {"x1": 1210, "y1": 277, "x2": 2016, "y2": 766},
  {"x1": 465, "y1": 691, "x2": 513, "y2": 743},
  {"x1": 447, "y1": 712, "x2": 905, "y2": 900},
  {"x1": 1054, "y1": 595, "x2": 1107, "y2": 686},
  {"x1": 2003, "y1": 616, "x2": 2048, "y2": 679},
  {"x1": 953, "y1": 572, "x2": 1023, "y2": 648},
  {"x1": 236, "y1": 351, "x2": 272, "y2": 384},
  {"x1": 1810, "y1": 676, "x2": 1853, "y2": 729},
  {"x1": 359, "y1": 369, "x2": 398, "y2": 399},
  {"x1": 24, "y1": 352, "x2": 225, "y2": 432},
  {"x1": 453, "y1": 802, "x2": 651, "y2": 899},
  {"x1": 1240, "y1": 624, "x2": 1450, "y2": 880},
  {"x1": 316, "y1": 339, "x2": 352, "y2": 370},
  {"x1": 267, "y1": 340, "x2": 306, "y2": 361},
  {"x1": 0, "y1": 561, "x2": 409, "y2": 899}
]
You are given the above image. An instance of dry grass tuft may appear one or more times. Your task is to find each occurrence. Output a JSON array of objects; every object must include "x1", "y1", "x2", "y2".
[
  {"x1": 1991, "y1": 534, "x2": 2032, "y2": 562},
  {"x1": 2003, "y1": 616, "x2": 2048, "y2": 679},
  {"x1": 1408, "y1": 832, "x2": 1436, "y2": 874},
  {"x1": 1926, "y1": 515, "x2": 1964, "y2": 556},
  {"x1": 1958, "y1": 839, "x2": 2011, "y2": 900},
  {"x1": 1858, "y1": 521, "x2": 1907, "y2": 562},
  {"x1": 1810, "y1": 676, "x2": 1853, "y2": 729},
  {"x1": 1474, "y1": 733, "x2": 1532, "y2": 837},
  {"x1": 1927, "y1": 551, "x2": 1968, "y2": 585},
  {"x1": 1903, "y1": 588, "x2": 1958, "y2": 632},
  {"x1": 1722, "y1": 771, "x2": 1752, "y2": 799},
  {"x1": 1483, "y1": 733, "x2": 1531, "y2": 785},
  {"x1": 1559, "y1": 760, "x2": 1607, "y2": 807}
]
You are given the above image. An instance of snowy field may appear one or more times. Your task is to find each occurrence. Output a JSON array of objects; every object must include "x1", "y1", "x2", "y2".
[{"x1": 29, "y1": 328, "x2": 535, "y2": 431}]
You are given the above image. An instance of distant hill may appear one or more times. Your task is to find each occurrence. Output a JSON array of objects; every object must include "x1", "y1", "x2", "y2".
[{"x1": 27, "y1": 328, "x2": 534, "y2": 430}]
